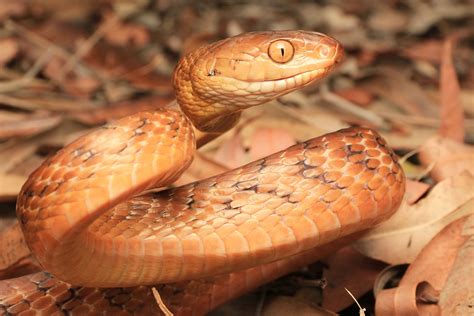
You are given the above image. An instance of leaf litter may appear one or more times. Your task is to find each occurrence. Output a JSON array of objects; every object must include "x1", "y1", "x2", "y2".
[{"x1": 0, "y1": 0, "x2": 473, "y2": 315}]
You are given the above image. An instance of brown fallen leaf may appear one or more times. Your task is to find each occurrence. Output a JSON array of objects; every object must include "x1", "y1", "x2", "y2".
[
  {"x1": 263, "y1": 296, "x2": 337, "y2": 316},
  {"x1": 335, "y1": 87, "x2": 374, "y2": 107},
  {"x1": 353, "y1": 171, "x2": 474, "y2": 264},
  {"x1": 418, "y1": 136, "x2": 474, "y2": 182},
  {"x1": 439, "y1": 39, "x2": 464, "y2": 141},
  {"x1": 438, "y1": 214, "x2": 474, "y2": 314},
  {"x1": 321, "y1": 247, "x2": 386, "y2": 312},
  {"x1": 374, "y1": 215, "x2": 472, "y2": 316},
  {"x1": 404, "y1": 179, "x2": 431, "y2": 205}
]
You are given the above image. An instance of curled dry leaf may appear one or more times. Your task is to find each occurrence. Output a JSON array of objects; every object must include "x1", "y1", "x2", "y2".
[
  {"x1": 374, "y1": 215, "x2": 473, "y2": 316},
  {"x1": 353, "y1": 171, "x2": 474, "y2": 265},
  {"x1": 419, "y1": 136, "x2": 474, "y2": 182}
]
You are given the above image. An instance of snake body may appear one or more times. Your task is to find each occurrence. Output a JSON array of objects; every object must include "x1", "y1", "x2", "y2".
[{"x1": 0, "y1": 31, "x2": 405, "y2": 315}]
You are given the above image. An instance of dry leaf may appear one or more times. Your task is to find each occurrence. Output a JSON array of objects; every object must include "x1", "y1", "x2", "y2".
[
  {"x1": 263, "y1": 296, "x2": 337, "y2": 316},
  {"x1": 404, "y1": 179, "x2": 430, "y2": 205},
  {"x1": 353, "y1": 171, "x2": 474, "y2": 264},
  {"x1": 419, "y1": 136, "x2": 474, "y2": 182},
  {"x1": 374, "y1": 215, "x2": 472, "y2": 316},
  {"x1": 439, "y1": 39, "x2": 464, "y2": 141},
  {"x1": 335, "y1": 87, "x2": 374, "y2": 107},
  {"x1": 322, "y1": 247, "x2": 385, "y2": 312},
  {"x1": 438, "y1": 215, "x2": 474, "y2": 314}
]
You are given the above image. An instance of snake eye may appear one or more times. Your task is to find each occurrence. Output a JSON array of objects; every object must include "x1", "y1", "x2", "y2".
[
  {"x1": 316, "y1": 44, "x2": 331, "y2": 58},
  {"x1": 268, "y1": 40, "x2": 294, "y2": 63}
]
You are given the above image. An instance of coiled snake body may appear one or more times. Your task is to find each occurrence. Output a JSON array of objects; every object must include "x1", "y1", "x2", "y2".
[{"x1": 0, "y1": 31, "x2": 405, "y2": 315}]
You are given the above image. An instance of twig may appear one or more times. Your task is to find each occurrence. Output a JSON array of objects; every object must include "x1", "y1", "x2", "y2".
[
  {"x1": 254, "y1": 286, "x2": 268, "y2": 316},
  {"x1": 0, "y1": 94, "x2": 97, "y2": 111},
  {"x1": 344, "y1": 287, "x2": 366, "y2": 316},
  {"x1": 58, "y1": 14, "x2": 119, "y2": 79},
  {"x1": 151, "y1": 287, "x2": 173, "y2": 316},
  {"x1": 320, "y1": 85, "x2": 389, "y2": 130},
  {"x1": 0, "y1": 49, "x2": 52, "y2": 93},
  {"x1": 4, "y1": 19, "x2": 102, "y2": 81}
]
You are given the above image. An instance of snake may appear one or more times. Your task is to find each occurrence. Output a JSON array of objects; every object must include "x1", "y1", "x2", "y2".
[{"x1": 0, "y1": 30, "x2": 405, "y2": 315}]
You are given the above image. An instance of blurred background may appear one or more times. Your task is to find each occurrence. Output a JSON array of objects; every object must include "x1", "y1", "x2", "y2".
[{"x1": 0, "y1": 0, "x2": 473, "y2": 315}]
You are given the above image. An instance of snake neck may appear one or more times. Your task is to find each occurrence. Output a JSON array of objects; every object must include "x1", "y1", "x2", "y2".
[{"x1": 173, "y1": 47, "x2": 242, "y2": 133}]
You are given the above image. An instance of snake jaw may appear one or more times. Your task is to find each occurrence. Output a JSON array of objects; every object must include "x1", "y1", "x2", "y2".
[{"x1": 174, "y1": 30, "x2": 343, "y2": 132}]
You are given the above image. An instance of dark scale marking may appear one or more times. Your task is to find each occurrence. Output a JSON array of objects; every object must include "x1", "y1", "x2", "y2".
[
  {"x1": 133, "y1": 129, "x2": 145, "y2": 137},
  {"x1": 82, "y1": 150, "x2": 95, "y2": 162},
  {"x1": 101, "y1": 125, "x2": 118, "y2": 130},
  {"x1": 19, "y1": 213, "x2": 28, "y2": 226},
  {"x1": 345, "y1": 144, "x2": 363, "y2": 155},
  {"x1": 137, "y1": 118, "x2": 149, "y2": 129},
  {"x1": 322, "y1": 172, "x2": 336, "y2": 183},
  {"x1": 25, "y1": 190, "x2": 35, "y2": 198},
  {"x1": 54, "y1": 288, "x2": 78, "y2": 311},
  {"x1": 375, "y1": 136, "x2": 387, "y2": 147},
  {"x1": 73, "y1": 146, "x2": 84, "y2": 157},
  {"x1": 39, "y1": 185, "x2": 49, "y2": 197}
]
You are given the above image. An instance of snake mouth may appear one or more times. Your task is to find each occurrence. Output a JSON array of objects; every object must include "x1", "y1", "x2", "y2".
[{"x1": 244, "y1": 67, "x2": 330, "y2": 94}]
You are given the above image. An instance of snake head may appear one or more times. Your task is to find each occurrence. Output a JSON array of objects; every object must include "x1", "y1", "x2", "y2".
[{"x1": 174, "y1": 30, "x2": 344, "y2": 131}]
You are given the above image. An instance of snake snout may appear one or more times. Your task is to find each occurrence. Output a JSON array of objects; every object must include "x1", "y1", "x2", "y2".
[{"x1": 335, "y1": 43, "x2": 344, "y2": 64}]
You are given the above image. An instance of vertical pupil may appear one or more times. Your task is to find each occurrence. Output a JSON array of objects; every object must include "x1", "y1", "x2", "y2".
[{"x1": 280, "y1": 47, "x2": 285, "y2": 56}]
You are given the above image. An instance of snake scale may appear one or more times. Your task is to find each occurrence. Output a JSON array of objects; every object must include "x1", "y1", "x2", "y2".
[{"x1": 0, "y1": 31, "x2": 405, "y2": 315}]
